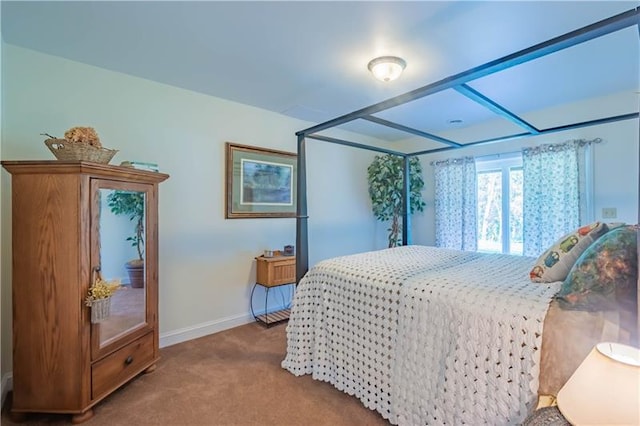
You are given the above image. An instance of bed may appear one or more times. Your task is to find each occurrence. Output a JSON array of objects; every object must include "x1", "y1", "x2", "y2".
[
  {"x1": 283, "y1": 7, "x2": 639, "y2": 426},
  {"x1": 282, "y1": 244, "x2": 637, "y2": 425}
]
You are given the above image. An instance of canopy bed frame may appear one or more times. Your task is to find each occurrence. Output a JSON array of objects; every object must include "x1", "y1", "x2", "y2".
[
  {"x1": 284, "y1": 8, "x2": 640, "y2": 423},
  {"x1": 293, "y1": 6, "x2": 640, "y2": 283}
]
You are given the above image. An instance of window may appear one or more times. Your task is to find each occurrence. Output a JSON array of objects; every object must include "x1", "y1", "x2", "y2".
[{"x1": 476, "y1": 154, "x2": 523, "y2": 255}]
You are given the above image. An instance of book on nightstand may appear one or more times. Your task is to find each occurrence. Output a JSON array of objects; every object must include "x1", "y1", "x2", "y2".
[{"x1": 120, "y1": 161, "x2": 159, "y2": 172}]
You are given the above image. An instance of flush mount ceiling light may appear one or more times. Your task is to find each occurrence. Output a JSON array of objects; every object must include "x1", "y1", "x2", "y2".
[{"x1": 367, "y1": 56, "x2": 407, "y2": 82}]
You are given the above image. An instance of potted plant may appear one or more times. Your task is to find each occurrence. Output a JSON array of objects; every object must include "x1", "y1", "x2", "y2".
[
  {"x1": 367, "y1": 154, "x2": 426, "y2": 248},
  {"x1": 107, "y1": 190, "x2": 145, "y2": 288}
]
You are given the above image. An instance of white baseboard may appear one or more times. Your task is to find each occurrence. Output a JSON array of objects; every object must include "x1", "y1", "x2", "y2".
[
  {"x1": 159, "y1": 312, "x2": 255, "y2": 348},
  {"x1": 158, "y1": 303, "x2": 290, "y2": 348},
  {"x1": 1, "y1": 372, "x2": 13, "y2": 409}
]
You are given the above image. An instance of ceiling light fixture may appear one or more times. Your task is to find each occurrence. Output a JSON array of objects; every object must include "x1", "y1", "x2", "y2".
[{"x1": 367, "y1": 56, "x2": 407, "y2": 82}]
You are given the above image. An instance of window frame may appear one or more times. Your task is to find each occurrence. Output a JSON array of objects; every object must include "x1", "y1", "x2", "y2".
[{"x1": 475, "y1": 153, "x2": 523, "y2": 255}]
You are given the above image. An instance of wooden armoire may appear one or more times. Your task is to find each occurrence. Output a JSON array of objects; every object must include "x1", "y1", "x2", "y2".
[{"x1": 1, "y1": 161, "x2": 169, "y2": 423}]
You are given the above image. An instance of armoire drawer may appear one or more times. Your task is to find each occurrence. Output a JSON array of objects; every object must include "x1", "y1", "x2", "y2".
[{"x1": 91, "y1": 332, "x2": 154, "y2": 399}]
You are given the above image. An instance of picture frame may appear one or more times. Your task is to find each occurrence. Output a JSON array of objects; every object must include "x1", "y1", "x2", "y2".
[{"x1": 225, "y1": 142, "x2": 297, "y2": 219}]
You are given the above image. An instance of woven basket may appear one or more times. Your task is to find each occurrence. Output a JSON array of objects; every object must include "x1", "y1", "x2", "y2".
[
  {"x1": 90, "y1": 297, "x2": 112, "y2": 324},
  {"x1": 45, "y1": 138, "x2": 118, "y2": 164}
]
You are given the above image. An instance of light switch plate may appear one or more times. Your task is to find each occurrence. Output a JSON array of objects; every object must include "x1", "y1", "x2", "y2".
[{"x1": 602, "y1": 207, "x2": 617, "y2": 219}]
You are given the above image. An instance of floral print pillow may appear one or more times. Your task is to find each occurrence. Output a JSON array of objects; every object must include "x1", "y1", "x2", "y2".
[
  {"x1": 555, "y1": 225, "x2": 638, "y2": 311},
  {"x1": 529, "y1": 222, "x2": 609, "y2": 283}
]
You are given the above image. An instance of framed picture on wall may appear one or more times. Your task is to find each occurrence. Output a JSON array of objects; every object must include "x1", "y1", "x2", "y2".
[{"x1": 225, "y1": 142, "x2": 297, "y2": 218}]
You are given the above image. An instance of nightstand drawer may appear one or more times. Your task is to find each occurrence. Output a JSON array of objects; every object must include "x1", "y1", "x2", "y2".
[
  {"x1": 256, "y1": 256, "x2": 295, "y2": 287},
  {"x1": 91, "y1": 332, "x2": 154, "y2": 399}
]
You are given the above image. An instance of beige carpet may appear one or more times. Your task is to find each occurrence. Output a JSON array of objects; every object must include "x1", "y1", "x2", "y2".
[{"x1": 2, "y1": 322, "x2": 390, "y2": 426}]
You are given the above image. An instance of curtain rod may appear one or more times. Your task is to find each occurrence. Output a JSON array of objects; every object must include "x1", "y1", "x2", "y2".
[{"x1": 430, "y1": 137, "x2": 603, "y2": 165}]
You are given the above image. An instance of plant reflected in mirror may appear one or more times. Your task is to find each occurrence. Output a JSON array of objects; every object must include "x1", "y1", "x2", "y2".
[{"x1": 107, "y1": 190, "x2": 145, "y2": 262}]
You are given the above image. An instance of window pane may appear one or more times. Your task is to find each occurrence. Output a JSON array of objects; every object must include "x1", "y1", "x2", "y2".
[
  {"x1": 509, "y1": 167, "x2": 523, "y2": 255},
  {"x1": 477, "y1": 171, "x2": 502, "y2": 253}
]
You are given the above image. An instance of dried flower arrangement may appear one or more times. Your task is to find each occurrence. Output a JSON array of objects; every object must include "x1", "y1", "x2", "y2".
[
  {"x1": 42, "y1": 126, "x2": 102, "y2": 146},
  {"x1": 85, "y1": 278, "x2": 121, "y2": 307},
  {"x1": 63, "y1": 126, "x2": 102, "y2": 148}
]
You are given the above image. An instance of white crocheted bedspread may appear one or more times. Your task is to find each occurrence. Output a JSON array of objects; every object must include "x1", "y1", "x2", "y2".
[{"x1": 281, "y1": 245, "x2": 561, "y2": 425}]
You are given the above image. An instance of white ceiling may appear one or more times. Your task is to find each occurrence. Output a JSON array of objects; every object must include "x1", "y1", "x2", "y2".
[{"x1": 2, "y1": 1, "x2": 639, "y2": 143}]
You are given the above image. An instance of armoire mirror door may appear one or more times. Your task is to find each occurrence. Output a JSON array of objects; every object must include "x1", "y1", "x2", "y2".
[{"x1": 90, "y1": 179, "x2": 154, "y2": 360}]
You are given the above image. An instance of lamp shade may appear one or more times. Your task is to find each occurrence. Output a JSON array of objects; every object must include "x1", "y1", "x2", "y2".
[
  {"x1": 367, "y1": 56, "x2": 406, "y2": 82},
  {"x1": 557, "y1": 342, "x2": 640, "y2": 425}
]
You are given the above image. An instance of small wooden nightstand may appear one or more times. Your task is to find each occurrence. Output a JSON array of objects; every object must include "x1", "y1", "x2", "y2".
[{"x1": 252, "y1": 255, "x2": 296, "y2": 326}]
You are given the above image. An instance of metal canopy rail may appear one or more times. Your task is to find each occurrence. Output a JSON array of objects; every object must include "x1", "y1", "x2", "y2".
[{"x1": 294, "y1": 7, "x2": 640, "y2": 283}]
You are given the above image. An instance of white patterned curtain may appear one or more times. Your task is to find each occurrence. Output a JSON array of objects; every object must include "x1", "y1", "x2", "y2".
[
  {"x1": 434, "y1": 157, "x2": 477, "y2": 251},
  {"x1": 522, "y1": 138, "x2": 601, "y2": 256}
]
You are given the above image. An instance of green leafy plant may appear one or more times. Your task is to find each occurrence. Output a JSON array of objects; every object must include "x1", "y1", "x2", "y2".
[
  {"x1": 367, "y1": 154, "x2": 426, "y2": 247},
  {"x1": 107, "y1": 191, "x2": 145, "y2": 264}
]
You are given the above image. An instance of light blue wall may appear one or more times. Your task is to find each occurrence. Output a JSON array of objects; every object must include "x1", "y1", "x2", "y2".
[{"x1": 0, "y1": 44, "x2": 383, "y2": 378}]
